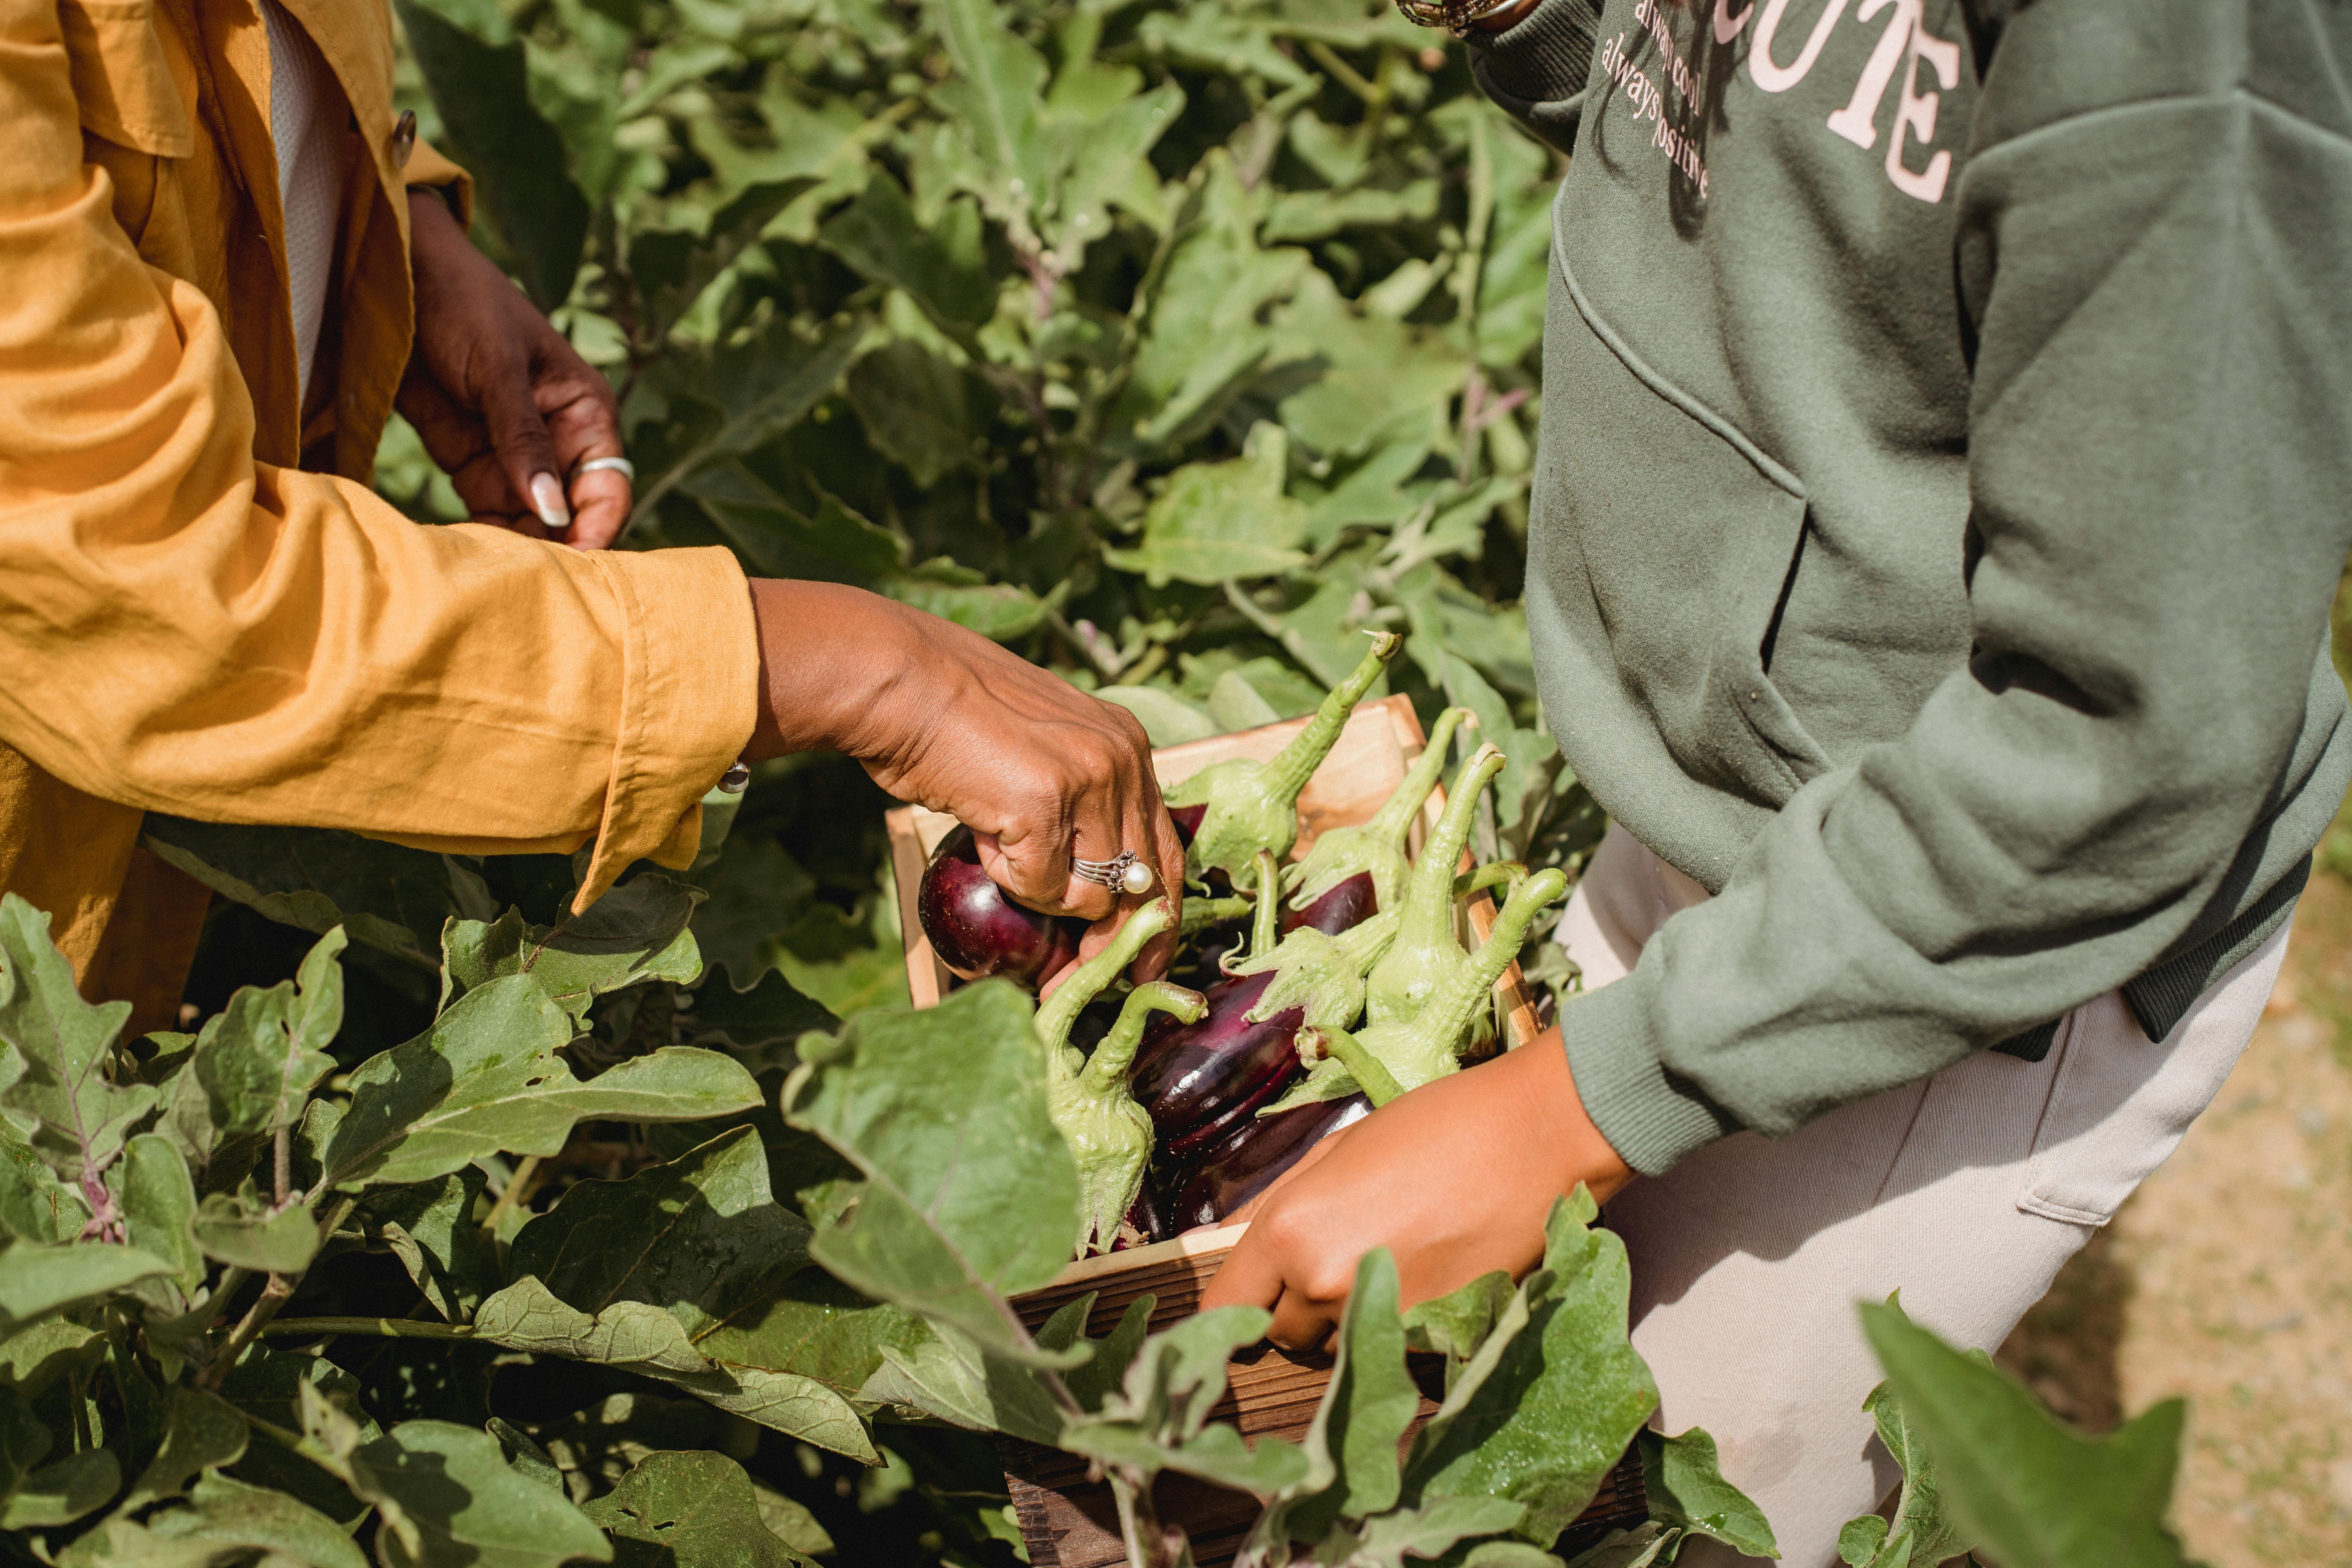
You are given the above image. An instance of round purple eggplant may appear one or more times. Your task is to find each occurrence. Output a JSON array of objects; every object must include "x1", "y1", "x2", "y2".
[
  {"x1": 1279, "y1": 869, "x2": 1377, "y2": 936},
  {"x1": 917, "y1": 824, "x2": 1083, "y2": 987},
  {"x1": 1131, "y1": 970, "x2": 1305, "y2": 1143},
  {"x1": 1166, "y1": 1093, "x2": 1373, "y2": 1230},
  {"x1": 1168, "y1": 803, "x2": 1207, "y2": 844}
]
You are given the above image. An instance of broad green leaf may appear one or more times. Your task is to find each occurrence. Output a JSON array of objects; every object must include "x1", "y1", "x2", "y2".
[
  {"x1": 1136, "y1": 6, "x2": 1310, "y2": 88},
  {"x1": 680, "y1": 964, "x2": 838, "y2": 1062},
  {"x1": 112, "y1": 1133, "x2": 203, "y2": 1290},
  {"x1": 216, "y1": 1347, "x2": 379, "y2": 1524},
  {"x1": 0, "y1": 1109, "x2": 91, "y2": 1241},
  {"x1": 1108, "y1": 156, "x2": 1308, "y2": 451},
  {"x1": 1254, "y1": 1251, "x2": 1423, "y2": 1557},
  {"x1": 317, "y1": 975, "x2": 760, "y2": 1191},
  {"x1": 441, "y1": 874, "x2": 704, "y2": 1023},
  {"x1": 0, "y1": 1383, "x2": 118, "y2": 1528},
  {"x1": 885, "y1": 559, "x2": 1047, "y2": 643},
  {"x1": 1316, "y1": 1495, "x2": 1529, "y2": 1567},
  {"x1": 1638, "y1": 1427, "x2": 1778, "y2": 1559},
  {"x1": 361, "y1": 1169, "x2": 492, "y2": 1322},
  {"x1": 858, "y1": 1322, "x2": 1065, "y2": 1445},
  {"x1": 582, "y1": 1450, "x2": 818, "y2": 1567},
  {"x1": 701, "y1": 494, "x2": 906, "y2": 590},
  {"x1": 1561, "y1": 1523, "x2": 1679, "y2": 1568},
  {"x1": 508, "y1": 1126, "x2": 811, "y2": 1340},
  {"x1": 1093, "y1": 685, "x2": 1220, "y2": 747},
  {"x1": 628, "y1": 314, "x2": 866, "y2": 525},
  {"x1": 116, "y1": 1387, "x2": 248, "y2": 1514},
  {"x1": 1405, "y1": 1192, "x2": 1659, "y2": 1545},
  {"x1": 63, "y1": 1470, "x2": 369, "y2": 1568},
  {"x1": 1302, "y1": 443, "x2": 1432, "y2": 547},
  {"x1": 472, "y1": 1278, "x2": 877, "y2": 1461},
  {"x1": 1859, "y1": 1302, "x2": 2194, "y2": 1568},
  {"x1": 783, "y1": 982, "x2": 1082, "y2": 1367},
  {"x1": 818, "y1": 176, "x2": 995, "y2": 334},
  {"x1": 845, "y1": 341, "x2": 985, "y2": 489},
  {"x1": 1273, "y1": 270, "x2": 1468, "y2": 459},
  {"x1": 0, "y1": 893, "x2": 156, "y2": 1183},
  {"x1": 1263, "y1": 180, "x2": 1440, "y2": 244},
  {"x1": 472, "y1": 1277, "x2": 714, "y2": 1375},
  {"x1": 396, "y1": 0, "x2": 589, "y2": 309},
  {"x1": 922, "y1": 0, "x2": 1054, "y2": 226},
  {"x1": 1846, "y1": 1363, "x2": 1970, "y2": 1568},
  {"x1": 0, "y1": 1318, "x2": 105, "y2": 1399},
  {"x1": 1400, "y1": 1268, "x2": 1514, "y2": 1381},
  {"x1": 193, "y1": 1182, "x2": 318, "y2": 1274},
  {"x1": 0, "y1": 1238, "x2": 173, "y2": 1327},
  {"x1": 140, "y1": 822, "x2": 460, "y2": 967},
  {"x1": 1205, "y1": 668, "x2": 1283, "y2": 731},
  {"x1": 1051, "y1": 1292, "x2": 1155, "y2": 1415},
  {"x1": 350, "y1": 1420, "x2": 613, "y2": 1568},
  {"x1": 1103, "y1": 423, "x2": 1309, "y2": 586},
  {"x1": 1049, "y1": 83, "x2": 1182, "y2": 268},
  {"x1": 1059, "y1": 1307, "x2": 1307, "y2": 1492},
  {"x1": 188, "y1": 929, "x2": 345, "y2": 1141}
]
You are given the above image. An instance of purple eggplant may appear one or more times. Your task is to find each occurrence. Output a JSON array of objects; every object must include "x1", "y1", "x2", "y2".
[
  {"x1": 1131, "y1": 970, "x2": 1305, "y2": 1145},
  {"x1": 1279, "y1": 869, "x2": 1377, "y2": 936},
  {"x1": 918, "y1": 824, "x2": 1083, "y2": 987},
  {"x1": 1166, "y1": 1093, "x2": 1373, "y2": 1231},
  {"x1": 1168, "y1": 803, "x2": 1207, "y2": 844}
]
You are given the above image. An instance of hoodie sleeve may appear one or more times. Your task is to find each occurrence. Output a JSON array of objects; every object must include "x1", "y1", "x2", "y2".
[
  {"x1": 1559, "y1": 0, "x2": 2352, "y2": 1174},
  {"x1": 1461, "y1": 0, "x2": 1608, "y2": 155}
]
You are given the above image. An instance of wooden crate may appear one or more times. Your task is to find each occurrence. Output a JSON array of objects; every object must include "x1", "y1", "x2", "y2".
[{"x1": 882, "y1": 697, "x2": 1640, "y2": 1564}]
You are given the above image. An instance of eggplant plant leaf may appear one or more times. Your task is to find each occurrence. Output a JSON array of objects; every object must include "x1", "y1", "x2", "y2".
[
  {"x1": 859, "y1": 1321, "x2": 1067, "y2": 1446},
  {"x1": 0, "y1": 1238, "x2": 173, "y2": 1327},
  {"x1": 61, "y1": 1470, "x2": 370, "y2": 1568},
  {"x1": 116, "y1": 1385, "x2": 249, "y2": 1515},
  {"x1": 0, "y1": 1384, "x2": 118, "y2": 1529},
  {"x1": 1058, "y1": 1307, "x2": 1309, "y2": 1493},
  {"x1": 193, "y1": 1181, "x2": 319, "y2": 1274},
  {"x1": 1638, "y1": 1427, "x2": 1778, "y2": 1559},
  {"x1": 782, "y1": 982, "x2": 1083, "y2": 1368},
  {"x1": 1404, "y1": 1191, "x2": 1659, "y2": 1545},
  {"x1": 314, "y1": 975, "x2": 760, "y2": 1191},
  {"x1": 140, "y1": 822, "x2": 463, "y2": 969},
  {"x1": 350, "y1": 1419, "x2": 614, "y2": 1568},
  {"x1": 111, "y1": 1132, "x2": 205, "y2": 1291},
  {"x1": 1859, "y1": 1301, "x2": 2194, "y2": 1568},
  {"x1": 583, "y1": 1450, "x2": 819, "y2": 1568},
  {"x1": 441, "y1": 876, "x2": 704, "y2": 1024},
  {"x1": 1839, "y1": 1368, "x2": 1968, "y2": 1568},
  {"x1": 0, "y1": 1112, "x2": 92, "y2": 1241},
  {"x1": 1102, "y1": 423, "x2": 1309, "y2": 587},
  {"x1": 0, "y1": 893, "x2": 156, "y2": 1186},
  {"x1": 191, "y1": 928, "x2": 347, "y2": 1139},
  {"x1": 360, "y1": 1169, "x2": 492, "y2": 1323}
]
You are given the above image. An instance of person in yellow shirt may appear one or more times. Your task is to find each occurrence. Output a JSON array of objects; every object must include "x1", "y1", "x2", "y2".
[{"x1": 0, "y1": 0, "x2": 1182, "y2": 1031}]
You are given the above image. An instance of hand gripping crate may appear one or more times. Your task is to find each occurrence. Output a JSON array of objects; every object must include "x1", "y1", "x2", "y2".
[{"x1": 882, "y1": 696, "x2": 1645, "y2": 1567}]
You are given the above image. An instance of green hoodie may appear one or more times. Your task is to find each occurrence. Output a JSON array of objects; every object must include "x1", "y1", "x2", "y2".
[{"x1": 1465, "y1": 0, "x2": 2352, "y2": 1173}]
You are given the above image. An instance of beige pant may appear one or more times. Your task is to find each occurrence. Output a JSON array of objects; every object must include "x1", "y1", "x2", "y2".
[{"x1": 1561, "y1": 825, "x2": 2288, "y2": 1566}]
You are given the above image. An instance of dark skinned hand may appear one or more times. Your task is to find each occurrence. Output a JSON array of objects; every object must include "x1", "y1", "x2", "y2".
[
  {"x1": 744, "y1": 581, "x2": 1186, "y2": 980},
  {"x1": 399, "y1": 190, "x2": 632, "y2": 548},
  {"x1": 1200, "y1": 1028, "x2": 1634, "y2": 1350}
]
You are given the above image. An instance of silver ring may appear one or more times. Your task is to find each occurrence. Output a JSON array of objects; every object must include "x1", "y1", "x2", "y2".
[
  {"x1": 1072, "y1": 850, "x2": 1154, "y2": 896},
  {"x1": 575, "y1": 455, "x2": 635, "y2": 481}
]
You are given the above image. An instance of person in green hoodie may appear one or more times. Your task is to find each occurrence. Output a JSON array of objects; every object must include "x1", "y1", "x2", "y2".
[{"x1": 1205, "y1": 0, "x2": 2352, "y2": 1556}]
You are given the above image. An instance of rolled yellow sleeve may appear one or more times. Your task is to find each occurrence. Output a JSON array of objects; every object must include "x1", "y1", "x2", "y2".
[
  {"x1": 402, "y1": 132, "x2": 473, "y2": 228},
  {"x1": 0, "y1": 0, "x2": 756, "y2": 913}
]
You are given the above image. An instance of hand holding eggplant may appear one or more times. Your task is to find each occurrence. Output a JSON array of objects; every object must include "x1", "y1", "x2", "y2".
[
  {"x1": 746, "y1": 581, "x2": 1186, "y2": 976},
  {"x1": 1198, "y1": 1026, "x2": 1633, "y2": 1354}
]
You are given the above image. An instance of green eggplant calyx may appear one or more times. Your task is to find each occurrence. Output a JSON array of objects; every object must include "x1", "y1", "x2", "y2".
[
  {"x1": 1285, "y1": 705, "x2": 1473, "y2": 911},
  {"x1": 1056, "y1": 980, "x2": 1204, "y2": 1257},
  {"x1": 1297, "y1": 1026, "x2": 1405, "y2": 1108},
  {"x1": 1165, "y1": 632, "x2": 1403, "y2": 880},
  {"x1": 1033, "y1": 897, "x2": 1175, "y2": 1067},
  {"x1": 1362, "y1": 744, "x2": 1507, "y2": 1029}
]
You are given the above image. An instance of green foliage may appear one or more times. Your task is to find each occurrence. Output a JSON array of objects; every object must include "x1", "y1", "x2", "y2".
[{"x1": 1859, "y1": 1302, "x2": 2198, "y2": 1568}]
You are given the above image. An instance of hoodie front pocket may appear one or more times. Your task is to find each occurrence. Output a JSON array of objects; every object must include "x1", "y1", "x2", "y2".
[{"x1": 1541, "y1": 247, "x2": 1833, "y2": 808}]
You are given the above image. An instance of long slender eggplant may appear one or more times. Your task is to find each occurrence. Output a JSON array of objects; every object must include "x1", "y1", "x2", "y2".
[
  {"x1": 1160, "y1": 633, "x2": 1402, "y2": 882},
  {"x1": 917, "y1": 824, "x2": 1083, "y2": 987},
  {"x1": 1051, "y1": 980, "x2": 1205, "y2": 1256},
  {"x1": 1131, "y1": 907, "x2": 1398, "y2": 1153},
  {"x1": 1361, "y1": 744, "x2": 1507, "y2": 1029},
  {"x1": 1265, "y1": 867, "x2": 1568, "y2": 1113},
  {"x1": 1165, "y1": 1093, "x2": 1373, "y2": 1231},
  {"x1": 1282, "y1": 706, "x2": 1472, "y2": 921}
]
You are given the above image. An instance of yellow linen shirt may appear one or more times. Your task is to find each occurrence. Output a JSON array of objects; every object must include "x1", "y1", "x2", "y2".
[{"x1": 0, "y1": 0, "x2": 758, "y2": 1029}]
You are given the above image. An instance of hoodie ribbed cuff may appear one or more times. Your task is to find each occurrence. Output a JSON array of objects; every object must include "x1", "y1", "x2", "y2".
[
  {"x1": 1462, "y1": 0, "x2": 1603, "y2": 109},
  {"x1": 1561, "y1": 971, "x2": 1740, "y2": 1177}
]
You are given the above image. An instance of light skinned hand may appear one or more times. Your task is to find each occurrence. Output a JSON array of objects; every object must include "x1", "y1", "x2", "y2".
[
  {"x1": 1200, "y1": 1027, "x2": 1633, "y2": 1351},
  {"x1": 744, "y1": 580, "x2": 1185, "y2": 979},
  {"x1": 399, "y1": 191, "x2": 633, "y2": 549}
]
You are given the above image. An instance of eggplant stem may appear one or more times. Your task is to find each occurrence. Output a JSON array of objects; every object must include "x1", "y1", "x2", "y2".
[
  {"x1": 1303, "y1": 1026, "x2": 1406, "y2": 1107},
  {"x1": 1034, "y1": 899, "x2": 1175, "y2": 1056},
  {"x1": 1083, "y1": 982, "x2": 1206, "y2": 1093},
  {"x1": 1452, "y1": 861, "x2": 1526, "y2": 902},
  {"x1": 1259, "y1": 631, "x2": 1401, "y2": 801},
  {"x1": 1363, "y1": 706, "x2": 1473, "y2": 847},
  {"x1": 1249, "y1": 851, "x2": 1281, "y2": 960}
]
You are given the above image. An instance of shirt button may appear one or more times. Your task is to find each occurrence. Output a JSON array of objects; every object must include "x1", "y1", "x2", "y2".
[{"x1": 390, "y1": 110, "x2": 416, "y2": 169}]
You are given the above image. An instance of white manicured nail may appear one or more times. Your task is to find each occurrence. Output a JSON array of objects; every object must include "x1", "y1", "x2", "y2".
[{"x1": 530, "y1": 472, "x2": 570, "y2": 532}]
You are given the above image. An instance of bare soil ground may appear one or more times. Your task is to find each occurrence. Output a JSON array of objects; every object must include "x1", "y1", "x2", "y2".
[{"x1": 1996, "y1": 871, "x2": 2352, "y2": 1564}]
